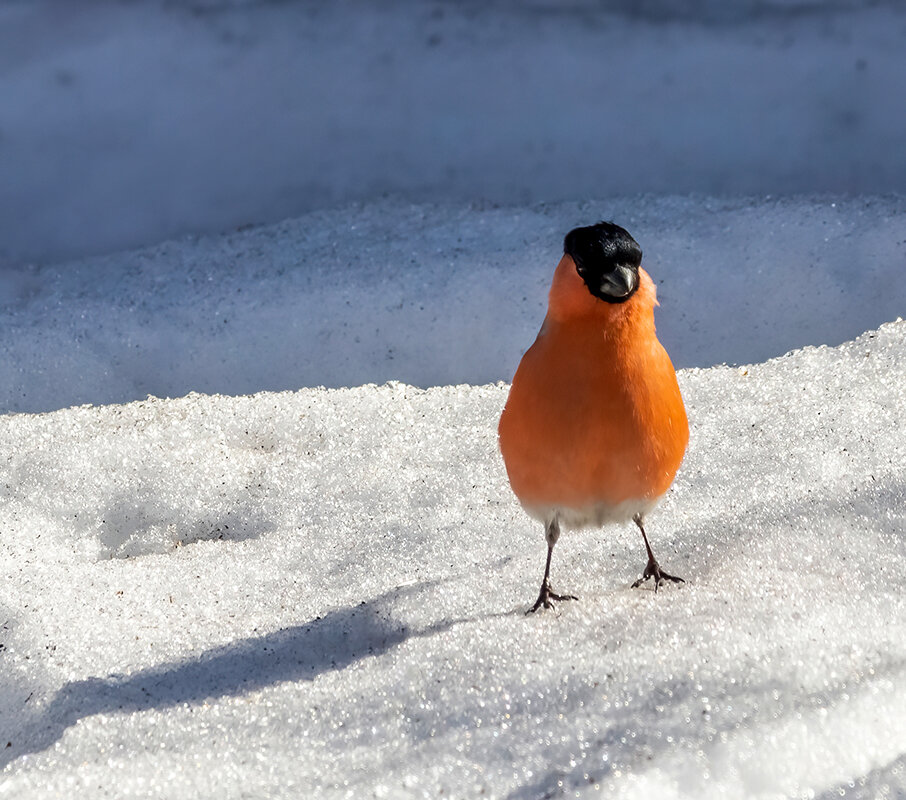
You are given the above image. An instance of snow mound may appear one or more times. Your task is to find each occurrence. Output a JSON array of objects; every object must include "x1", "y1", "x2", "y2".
[
  {"x1": 1, "y1": 319, "x2": 904, "y2": 798},
  {"x1": 1, "y1": 196, "x2": 904, "y2": 414}
]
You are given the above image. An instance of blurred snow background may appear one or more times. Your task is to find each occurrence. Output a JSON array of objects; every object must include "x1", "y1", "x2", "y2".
[
  {"x1": 1, "y1": 1, "x2": 906, "y2": 798},
  {"x1": 1, "y1": 0, "x2": 905, "y2": 264}
]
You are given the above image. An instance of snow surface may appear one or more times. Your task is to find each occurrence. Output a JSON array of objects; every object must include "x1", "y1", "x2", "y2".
[
  {"x1": 2, "y1": 0, "x2": 906, "y2": 264},
  {"x1": 1, "y1": 310, "x2": 905, "y2": 798}
]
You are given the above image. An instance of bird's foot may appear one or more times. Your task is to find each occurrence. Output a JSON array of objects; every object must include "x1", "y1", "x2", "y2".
[
  {"x1": 526, "y1": 579, "x2": 578, "y2": 614},
  {"x1": 631, "y1": 558, "x2": 684, "y2": 592}
]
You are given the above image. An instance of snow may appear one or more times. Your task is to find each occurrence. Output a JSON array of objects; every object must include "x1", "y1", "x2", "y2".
[
  {"x1": 2, "y1": 0, "x2": 906, "y2": 264},
  {"x1": 2, "y1": 1, "x2": 906, "y2": 797},
  {"x1": 1, "y1": 195, "x2": 904, "y2": 414},
  {"x1": 1, "y1": 312, "x2": 905, "y2": 798}
]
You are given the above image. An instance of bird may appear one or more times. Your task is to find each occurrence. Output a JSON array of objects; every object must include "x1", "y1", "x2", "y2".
[{"x1": 498, "y1": 221, "x2": 688, "y2": 613}]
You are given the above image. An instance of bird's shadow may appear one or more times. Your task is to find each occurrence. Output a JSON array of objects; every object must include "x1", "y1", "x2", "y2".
[{"x1": 1, "y1": 580, "x2": 498, "y2": 770}]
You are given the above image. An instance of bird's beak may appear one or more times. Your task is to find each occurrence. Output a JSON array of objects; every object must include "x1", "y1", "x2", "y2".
[{"x1": 599, "y1": 265, "x2": 637, "y2": 298}]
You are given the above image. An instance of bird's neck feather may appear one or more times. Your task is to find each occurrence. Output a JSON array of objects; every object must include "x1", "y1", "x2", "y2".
[{"x1": 546, "y1": 256, "x2": 658, "y2": 337}]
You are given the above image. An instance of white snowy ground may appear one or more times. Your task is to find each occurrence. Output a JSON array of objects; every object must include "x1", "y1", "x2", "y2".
[{"x1": 1, "y1": 197, "x2": 905, "y2": 798}]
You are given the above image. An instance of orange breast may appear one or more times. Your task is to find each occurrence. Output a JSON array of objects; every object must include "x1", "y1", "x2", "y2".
[{"x1": 498, "y1": 264, "x2": 688, "y2": 512}]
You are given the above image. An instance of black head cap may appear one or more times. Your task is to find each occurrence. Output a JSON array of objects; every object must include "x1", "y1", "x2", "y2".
[{"x1": 564, "y1": 221, "x2": 642, "y2": 304}]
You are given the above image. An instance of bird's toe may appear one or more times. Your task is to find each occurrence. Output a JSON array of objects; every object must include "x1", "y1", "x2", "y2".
[
  {"x1": 526, "y1": 581, "x2": 578, "y2": 614},
  {"x1": 633, "y1": 560, "x2": 684, "y2": 592}
]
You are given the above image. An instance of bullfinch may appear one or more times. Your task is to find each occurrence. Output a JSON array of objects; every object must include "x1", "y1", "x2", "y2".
[{"x1": 498, "y1": 221, "x2": 688, "y2": 613}]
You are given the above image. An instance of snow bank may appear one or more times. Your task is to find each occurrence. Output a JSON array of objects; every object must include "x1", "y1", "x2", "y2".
[
  {"x1": 1, "y1": 195, "x2": 904, "y2": 414},
  {"x1": 1, "y1": 317, "x2": 904, "y2": 798},
  {"x1": 2, "y1": 0, "x2": 905, "y2": 263}
]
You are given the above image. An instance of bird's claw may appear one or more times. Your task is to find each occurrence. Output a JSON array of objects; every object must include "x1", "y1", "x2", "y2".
[
  {"x1": 631, "y1": 559, "x2": 684, "y2": 592},
  {"x1": 526, "y1": 579, "x2": 578, "y2": 614}
]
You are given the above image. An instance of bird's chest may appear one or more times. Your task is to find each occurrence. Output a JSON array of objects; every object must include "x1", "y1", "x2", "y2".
[
  {"x1": 526, "y1": 329, "x2": 653, "y2": 437},
  {"x1": 511, "y1": 329, "x2": 683, "y2": 501}
]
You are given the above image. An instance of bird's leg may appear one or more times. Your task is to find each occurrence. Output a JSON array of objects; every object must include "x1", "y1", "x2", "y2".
[
  {"x1": 527, "y1": 517, "x2": 578, "y2": 614},
  {"x1": 631, "y1": 514, "x2": 684, "y2": 592}
]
